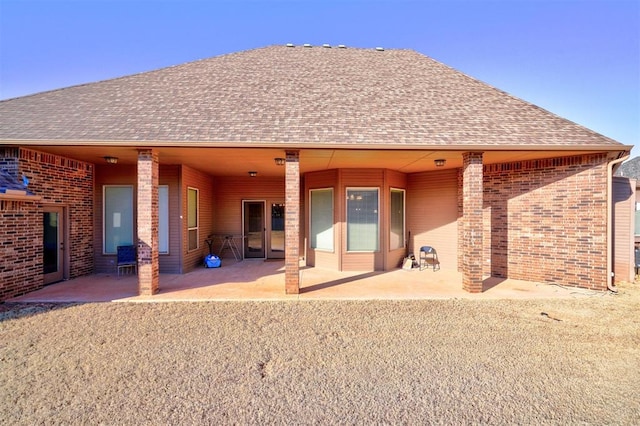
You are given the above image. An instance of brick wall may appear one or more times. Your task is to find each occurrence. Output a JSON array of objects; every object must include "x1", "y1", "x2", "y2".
[
  {"x1": 0, "y1": 200, "x2": 41, "y2": 300},
  {"x1": 137, "y1": 149, "x2": 159, "y2": 295},
  {"x1": 482, "y1": 154, "x2": 609, "y2": 290},
  {"x1": 461, "y1": 152, "x2": 484, "y2": 293},
  {"x1": 285, "y1": 150, "x2": 300, "y2": 294},
  {"x1": 18, "y1": 149, "x2": 94, "y2": 278},
  {"x1": 0, "y1": 148, "x2": 93, "y2": 301}
]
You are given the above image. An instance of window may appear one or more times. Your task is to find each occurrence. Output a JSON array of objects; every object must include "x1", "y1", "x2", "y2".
[
  {"x1": 188, "y1": 187, "x2": 199, "y2": 251},
  {"x1": 346, "y1": 188, "x2": 379, "y2": 251},
  {"x1": 159, "y1": 185, "x2": 169, "y2": 254},
  {"x1": 103, "y1": 186, "x2": 134, "y2": 254},
  {"x1": 310, "y1": 188, "x2": 334, "y2": 251},
  {"x1": 390, "y1": 189, "x2": 405, "y2": 250}
]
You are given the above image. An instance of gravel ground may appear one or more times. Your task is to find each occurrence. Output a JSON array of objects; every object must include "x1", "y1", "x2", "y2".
[{"x1": 1, "y1": 284, "x2": 639, "y2": 425}]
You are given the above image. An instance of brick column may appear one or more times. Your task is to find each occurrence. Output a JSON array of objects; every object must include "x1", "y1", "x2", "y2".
[
  {"x1": 284, "y1": 150, "x2": 300, "y2": 294},
  {"x1": 462, "y1": 152, "x2": 484, "y2": 293},
  {"x1": 137, "y1": 149, "x2": 159, "y2": 296}
]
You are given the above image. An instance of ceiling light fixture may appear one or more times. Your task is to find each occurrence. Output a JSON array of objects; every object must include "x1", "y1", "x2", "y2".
[
  {"x1": 434, "y1": 159, "x2": 446, "y2": 167},
  {"x1": 103, "y1": 156, "x2": 118, "y2": 164},
  {"x1": 248, "y1": 171, "x2": 257, "y2": 177}
]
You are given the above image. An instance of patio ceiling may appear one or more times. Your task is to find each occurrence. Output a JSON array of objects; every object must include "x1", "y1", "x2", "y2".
[{"x1": 26, "y1": 145, "x2": 610, "y2": 177}]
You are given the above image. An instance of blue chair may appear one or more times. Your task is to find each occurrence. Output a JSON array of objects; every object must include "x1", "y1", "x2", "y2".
[
  {"x1": 419, "y1": 246, "x2": 440, "y2": 271},
  {"x1": 117, "y1": 245, "x2": 137, "y2": 276}
]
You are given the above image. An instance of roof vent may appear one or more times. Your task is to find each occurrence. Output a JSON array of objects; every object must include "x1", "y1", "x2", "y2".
[
  {"x1": 375, "y1": 47, "x2": 384, "y2": 51},
  {"x1": 303, "y1": 43, "x2": 312, "y2": 48},
  {"x1": 322, "y1": 44, "x2": 331, "y2": 48},
  {"x1": 338, "y1": 44, "x2": 347, "y2": 49},
  {"x1": 286, "y1": 43, "x2": 295, "y2": 47}
]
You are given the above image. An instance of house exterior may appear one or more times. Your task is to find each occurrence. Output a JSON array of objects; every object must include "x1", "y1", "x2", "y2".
[
  {"x1": 613, "y1": 157, "x2": 639, "y2": 280},
  {"x1": 0, "y1": 45, "x2": 632, "y2": 300},
  {"x1": 615, "y1": 156, "x2": 640, "y2": 244}
]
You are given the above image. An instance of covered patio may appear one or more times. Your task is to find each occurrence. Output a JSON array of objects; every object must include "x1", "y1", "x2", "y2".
[{"x1": 7, "y1": 260, "x2": 594, "y2": 303}]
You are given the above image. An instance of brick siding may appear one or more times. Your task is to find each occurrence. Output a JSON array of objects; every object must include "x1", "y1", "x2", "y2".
[
  {"x1": 285, "y1": 150, "x2": 300, "y2": 294},
  {"x1": 0, "y1": 200, "x2": 41, "y2": 299},
  {"x1": 482, "y1": 154, "x2": 609, "y2": 290},
  {"x1": 0, "y1": 148, "x2": 93, "y2": 301},
  {"x1": 137, "y1": 149, "x2": 159, "y2": 295},
  {"x1": 461, "y1": 152, "x2": 484, "y2": 292}
]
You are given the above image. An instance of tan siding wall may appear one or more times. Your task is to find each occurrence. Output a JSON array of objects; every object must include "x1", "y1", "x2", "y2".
[
  {"x1": 160, "y1": 165, "x2": 182, "y2": 273},
  {"x1": 407, "y1": 169, "x2": 459, "y2": 271},
  {"x1": 613, "y1": 177, "x2": 635, "y2": 283},
  {"x1": 305, "y1": 170, "x2": 339, "y2": 269},
  {"x1": 213, "y1": 176, "x2": 285, "y2": 259},
  {"x1": 94, "y1": 165, "x2": 137, "y2": 273},
  {"x1": 340, "y1": 169, "x2": 385, "y2": 271},
  {"x1": 305, "y1": 169, "x2": 408, "y2": 271},
  {"x1": 385, "y1": 170, "x2": 408, "y2": 270},
  {"x1": 299, "y1": 175, "x2": 306, "y2": 263},
  {"x1": 94, "y1": 164, "x2": 182, "y2": 274},
  {"x1": 182, "y1": 166, "x2": 215, "y2": 272}
]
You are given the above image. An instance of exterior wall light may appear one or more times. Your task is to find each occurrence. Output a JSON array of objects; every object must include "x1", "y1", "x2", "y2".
[
  {"x1": 274, "y1": 158, "x2": 285, "y2": 166},
  {"x1": 434, "y1": 159, "x2": 446, "y2": 167},
  {"x1": 248, "y1": 171, "x2": 257, "y2": 177},
  {"x1": 104, "y1": 156, "x2": 118, "y2": 164}
]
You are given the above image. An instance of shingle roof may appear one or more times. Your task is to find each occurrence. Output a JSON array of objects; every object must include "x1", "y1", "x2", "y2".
[
  {"x1": 0, "y1": 45, "x2": 624, "y2": 148},
  {"x1": 615, "y1": 156, "x2": 640, "y2": 179}
]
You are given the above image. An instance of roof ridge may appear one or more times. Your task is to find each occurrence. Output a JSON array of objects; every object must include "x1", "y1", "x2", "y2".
[{"x1": 0, "y1": 45, "x2": 419, "y2": 102}]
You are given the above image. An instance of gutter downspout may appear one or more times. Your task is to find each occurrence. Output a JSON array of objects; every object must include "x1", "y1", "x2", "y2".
[{"x1": 607, "y1": 152, "x2": 630, "y2": 293}]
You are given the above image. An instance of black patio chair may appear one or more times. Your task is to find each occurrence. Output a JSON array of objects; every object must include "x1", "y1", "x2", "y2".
[
  {"x1": 419, "y1": 246, "x2": 440, "y2": 271},
  {"x1": 117, "y1": 245, "x2": 137, "y2": 276}
]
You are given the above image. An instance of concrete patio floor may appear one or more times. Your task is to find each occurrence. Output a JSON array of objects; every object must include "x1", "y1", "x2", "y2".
[{"x1": 6, "y1": 259, "x2": 603, "y2": 303}]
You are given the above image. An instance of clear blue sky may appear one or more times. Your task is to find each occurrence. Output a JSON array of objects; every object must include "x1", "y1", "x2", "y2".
[{"x1": 1, "y1": 0, "x2": 638, "y2": 154}]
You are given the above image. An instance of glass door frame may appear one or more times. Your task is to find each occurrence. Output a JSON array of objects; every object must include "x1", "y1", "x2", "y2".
[
  {"x1": 43, "y1": 205, "x2": 66, "y2": 284},
  {"x1": 268, "y1": 201, "x2": 285, "y2": 259},
  {"x1": 242, "y1": 200, "x2": 266, "y2": 259}
]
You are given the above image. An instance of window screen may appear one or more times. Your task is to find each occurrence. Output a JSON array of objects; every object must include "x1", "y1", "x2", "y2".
[
  {"x1": 347, "y1": 188, "x2": 379, "y2": 251},
  {"x1": 104, "y1": 186, "x2": 134, "y2": 254},
  {"x1": 310, "y1": 188, "x2": 334, "y2": 251},
  {"x1": 188, "y1": 187, "x2": 199, "y2": 250},
  {"x1": 159, "y1": 185, "x2": 169, "y2": 254},
  {"x1": 390, "y1": 189, "x2": 405, "y2": 250}
]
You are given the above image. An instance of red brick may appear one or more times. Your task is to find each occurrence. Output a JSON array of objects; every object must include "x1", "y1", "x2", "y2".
[{"x1": 0, "y1": 148, "x2": 93, "y2": 301}]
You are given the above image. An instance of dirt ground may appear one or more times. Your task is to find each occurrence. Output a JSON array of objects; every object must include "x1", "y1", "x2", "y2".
[{"x1": 1, "y1": 283, "x2": 639, "y2": 425}]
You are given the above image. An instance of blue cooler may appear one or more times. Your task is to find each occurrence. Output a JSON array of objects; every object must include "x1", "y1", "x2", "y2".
[{"x1": 204, "y1": 254, "x2": 221, "y2": 268}]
